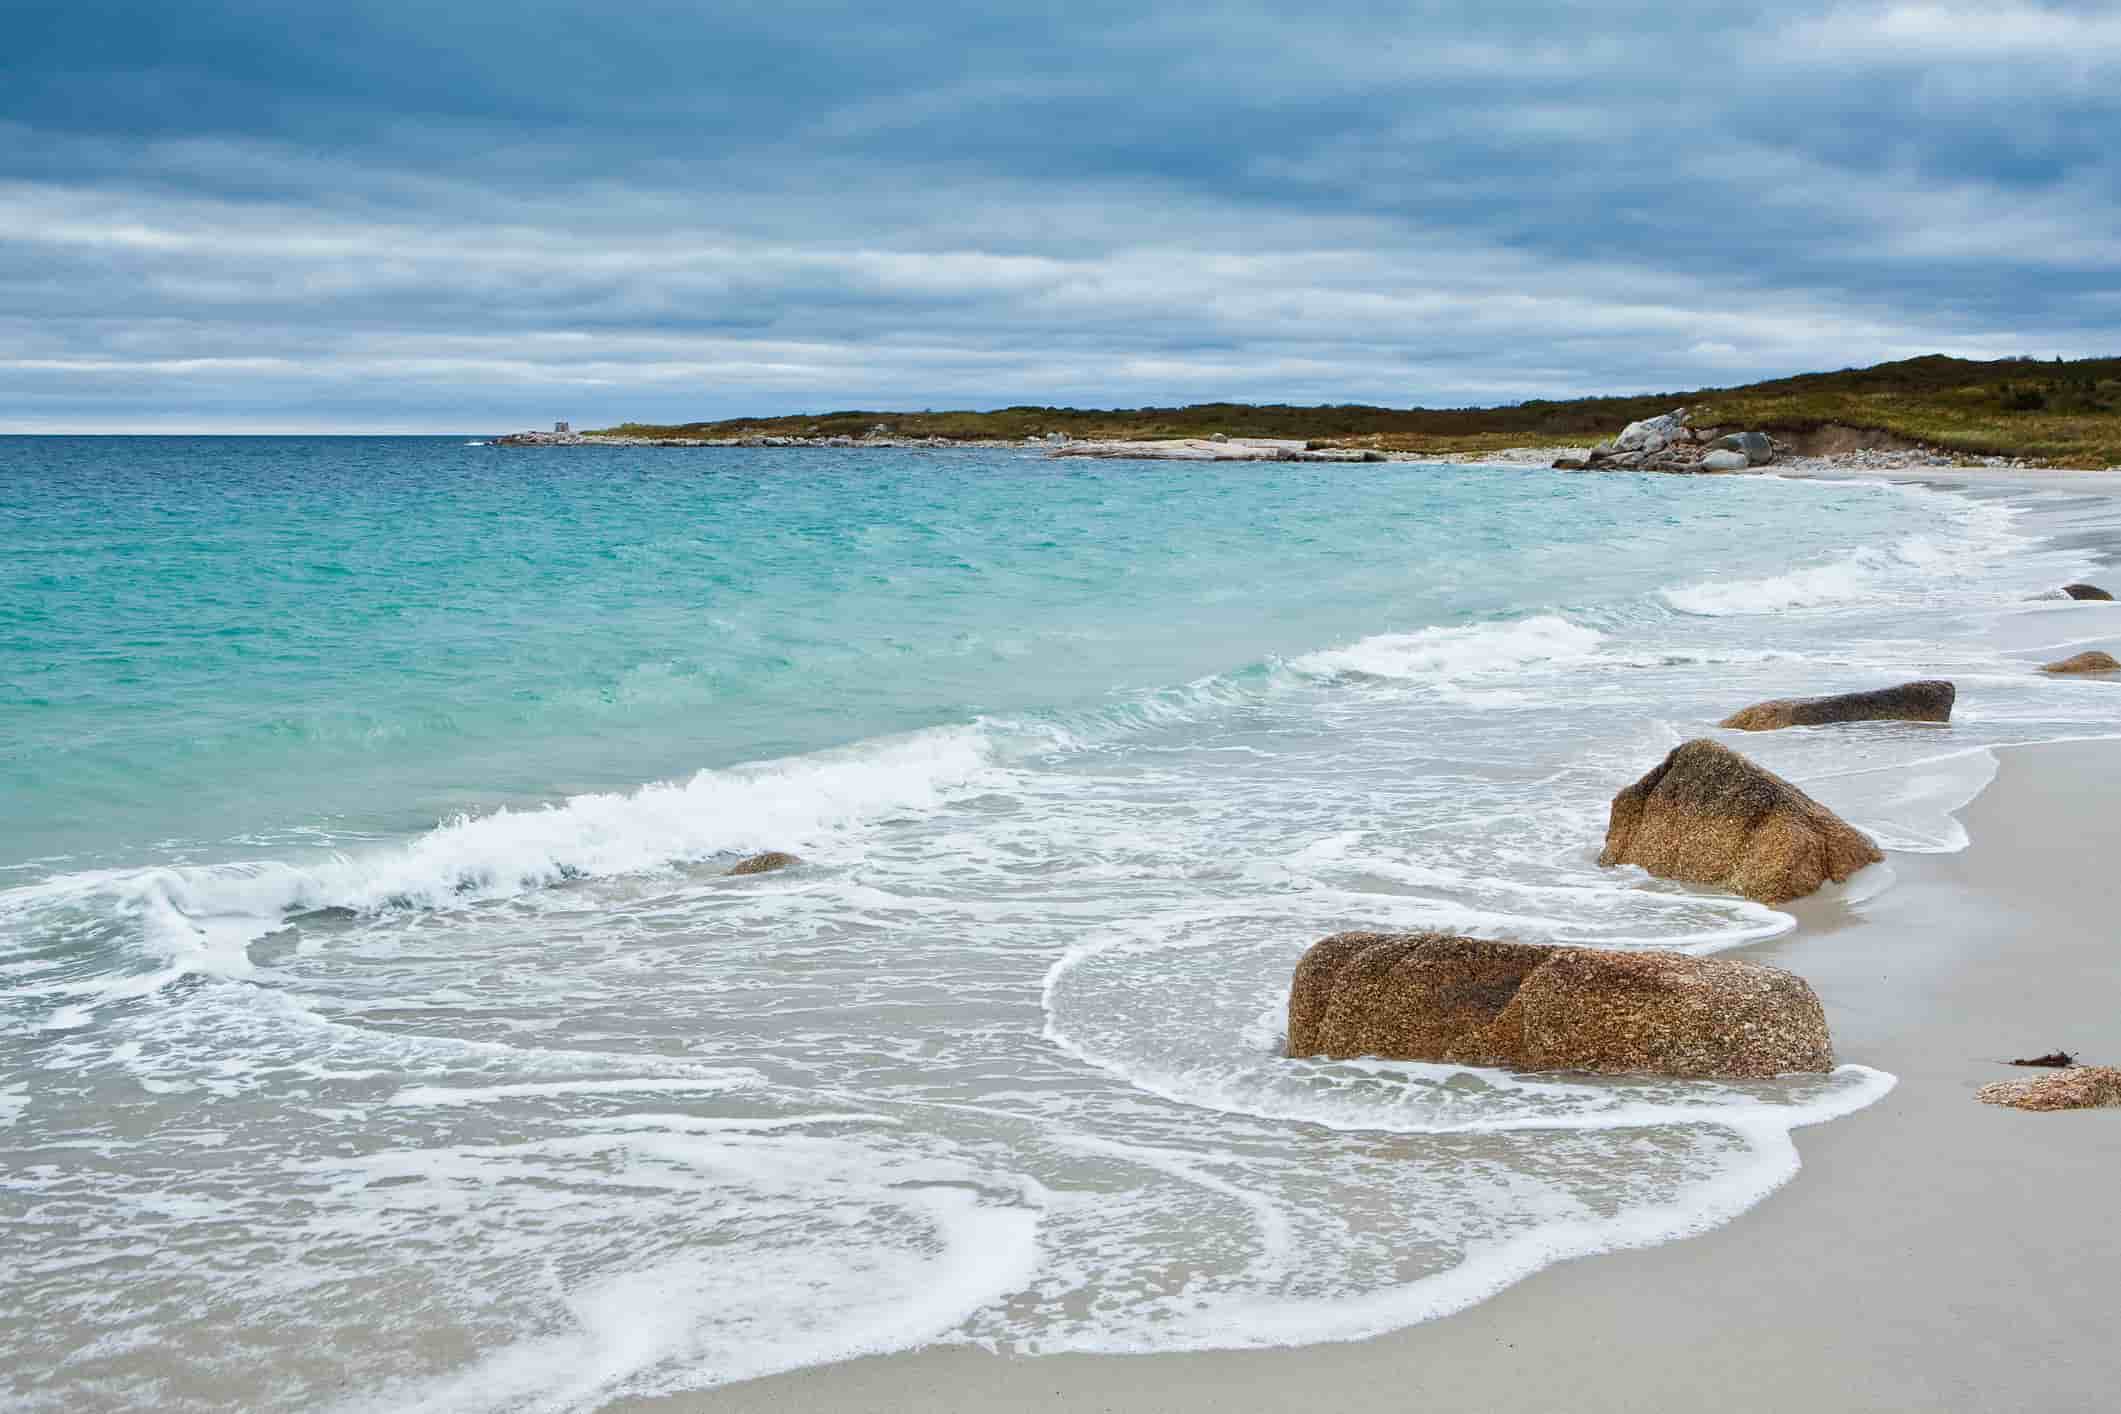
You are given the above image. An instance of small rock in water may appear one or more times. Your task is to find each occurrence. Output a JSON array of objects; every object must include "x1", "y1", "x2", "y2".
[
  {"x1": 1599, "y1": 739, "x2": 1882, "y2": 904},
  {"x1": 2063, "y1": 583, "x2": 2114, "y2": 601},
  {"x1": 728, "y1": 851, "x2": 801, "y2": 876},
  {"x1": 2041, "y1": 651, "x2": 2121, "y2": 674},
  {"x1": 1977, "y1": 1066, "x2": 2121, "y2": 1112},
  {"x1": 1720, "y1": 680, "x2": 1955, "y2": 731},
  {"x1": 2010, "y1": 1050, "x2": 2077, "y2": 1068}
]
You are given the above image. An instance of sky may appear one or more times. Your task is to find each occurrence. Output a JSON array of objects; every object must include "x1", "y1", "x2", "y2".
[{"x1": 2, "y1": 1, "x2": 2118, "y2": 432}]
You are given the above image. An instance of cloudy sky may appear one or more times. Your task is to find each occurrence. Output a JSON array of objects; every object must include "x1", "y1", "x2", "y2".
[{"x1": 4, "y1": 1, "x2": 2118, "y2": 431}]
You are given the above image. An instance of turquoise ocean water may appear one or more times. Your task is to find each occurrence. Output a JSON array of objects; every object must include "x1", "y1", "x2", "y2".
[{"x1": 2, "y1": 437, "x2": 2113, "y2": 1411}]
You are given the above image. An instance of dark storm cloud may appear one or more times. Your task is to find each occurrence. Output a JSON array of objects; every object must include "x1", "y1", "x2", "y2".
[{"x1": 1, "y1": 2, "x2": 2116, "y2": 430}]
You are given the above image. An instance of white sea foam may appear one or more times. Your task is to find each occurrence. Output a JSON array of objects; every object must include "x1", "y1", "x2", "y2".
[
  {"x1": 1660, "y1": 536, "x2": 1938, "y2": 616},
  {"x1": 1292, "y1": 614, "x2": 1605, "y2": 680},
  {"x1": 4, "y1": 723, "x2": 1003, "y2": 1017}
]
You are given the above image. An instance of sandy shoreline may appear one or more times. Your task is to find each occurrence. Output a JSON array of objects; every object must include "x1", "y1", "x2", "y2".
[{"x1": 609, "y1": 469, "x2": 2121, "y2": 1414}]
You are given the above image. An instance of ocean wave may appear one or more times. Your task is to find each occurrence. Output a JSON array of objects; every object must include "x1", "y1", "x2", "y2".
[
  {"x1": 2, "y1": 724, "x2": 1002, "y2": 1009},
  {"x1": 1659, "y1": 536, "x2": 1951, "y2": 616},
  {"x1": 1291, "y1": 615, "x2": 1606, "y2": 680}
]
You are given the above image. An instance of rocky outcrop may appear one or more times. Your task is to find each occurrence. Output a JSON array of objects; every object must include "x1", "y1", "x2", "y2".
[
  {"x1": 1613, "y1": 410, "x2": 1692, "y2": 455},
  {"x1": 2063, "y1": 583, "x2": 2114, "y2": 601},
  {"x1": 728, "y1": 851, "x2": 801, "y2": 876},
  {"x1": 1568, "y1": 408, "x2": 1782, "y2": 474},
  {"x1": 2042, "y1": 651, "x2": 2120, "y2": 674},
  {"x1": 1719, "y1": 680, "x2": 1955, "y2": 731},
  {"x1": 1599, "y1": 739, "x2": 1882, "y2": 904},
  {"x1": 1976, "y1": 1066, "x2": 2121, "y2": 1112},
  {"x1": 1286, "y1": 932, "x2": 1833, "y2": 1077}
]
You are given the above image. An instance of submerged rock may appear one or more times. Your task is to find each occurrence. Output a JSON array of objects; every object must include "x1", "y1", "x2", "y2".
[
  {"x1": 1976, "y1": 1066, "x2": 2121, "y2": 1112},
  {"x1": 1719, "y1": 680, "x2": 1955, "y2": 731},
  {"x1": 1286, "y1": 932, "x2": 1833, "y2": 1077},
  {"x1": 2063, "y1": 583, "x2": 2114, "y2": 601},
  {"x1": 1598, "y1": 739, "x2": 1883, "y2": 904},
  {"x1": 2042, "y1": 651, "x2": 2121, "y2": 674},
  {"x1": 728, "y1": 851, "x2": 801, "y2": 876}
]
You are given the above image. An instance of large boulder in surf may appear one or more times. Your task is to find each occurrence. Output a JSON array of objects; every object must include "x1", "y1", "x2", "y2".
[
  {"x1": 1598, "y1": 739, "x2": 1882, "y2": 904},
  {"x1": 1719, "y1": 680, "x2": 1955, "y2": 731},
  {"x1": 728, "y1": 850, "x2": 801, "y2": 876},
  {"x1": 2041, "y1": 651, "x2": 2120, "y2": 675},
  {"x1": 2063, "y1": 584, "x2": 2114, "y2": 601},
  {"x1": 1976, "y1": 1066, "x2": 2121, "y2": 1112},
  {"x1": 1286, "y1": 932, "x2": 1832, "y2": 1077}
]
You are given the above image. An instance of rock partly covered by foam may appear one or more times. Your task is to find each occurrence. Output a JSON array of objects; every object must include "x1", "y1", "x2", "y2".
[
  {"x1": 1719, "y1": 680, "x2": 1955, "y2": 731},
  {"x1": 728, "y1": 851, "x2": 801, "y2": 876},
  {"x1": 1976, "y1": 1066, "x2": 2121, "y2": 1112},
  {"x1": 2042, "y1": 651, "x2": 2120, "y2": 674},
  {"x1": 1286, "y1": 932, "x2": 1833, "y2": 1077},
  {"x1": 2063, "y1": 584, "x2": 2114, "y2": 601},
  {"x1": 1598, "y1": 739, "x2": 1883, "y2": 904}
]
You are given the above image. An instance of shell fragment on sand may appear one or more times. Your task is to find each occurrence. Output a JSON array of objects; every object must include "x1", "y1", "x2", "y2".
[
  {"x1": 1976, "y1": 1066, "x2": 2121, "y2": 1112},
  {"x1": 2041, "y1": 651, "x2": 2120, "y2": 674},
  {"x1": 1286, "y1": 932, "x2": 1833, "y2": 1078},
  {"x1": 1598, "y1": 739, "x2": 1883, "y2": 904},
  {"x1": 1719, "y1": 679, "x2": 1955, "y2": 731}
]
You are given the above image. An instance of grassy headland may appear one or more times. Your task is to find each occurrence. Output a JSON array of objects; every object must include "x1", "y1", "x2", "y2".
[{"x1": 594, "y1": 354, "x2": 2121, "y2": 466}]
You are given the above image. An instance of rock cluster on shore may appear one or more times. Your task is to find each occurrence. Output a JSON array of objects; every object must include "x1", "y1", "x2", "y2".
[
  {"x1": 1280, "y1": 730, "x2": 1898, "y2": 1079},
  {"x1": 1287, "y1": 933, "x2": 1833, "y2": 1077},
  {"x1": 1719, "y1": 680, "x2": 1956, "y2": 731},
  {"x1": 1551, "y1": 408, "x2": 1784, "y2": 474}
]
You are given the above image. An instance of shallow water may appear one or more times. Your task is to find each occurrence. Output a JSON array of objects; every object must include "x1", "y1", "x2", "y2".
[{"x1": 3, "y1": 439, "x2": 2115, "y2": 1411}]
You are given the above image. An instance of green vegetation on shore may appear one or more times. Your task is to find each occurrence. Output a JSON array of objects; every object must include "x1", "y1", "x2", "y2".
[{"x1": 595, "y1": 354, "x2": 2121, "y2": 466}]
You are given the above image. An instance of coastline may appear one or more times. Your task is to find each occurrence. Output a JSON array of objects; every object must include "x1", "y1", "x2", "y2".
[{"x1": 612, "y1": 470, "x2": 2121, "y2": 1414}]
